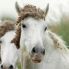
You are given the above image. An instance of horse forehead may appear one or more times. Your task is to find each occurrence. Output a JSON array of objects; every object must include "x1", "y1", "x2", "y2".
[
  {"x1": 1, "y1": 31, "x2": 15, "y2": 43},
  {"x1": 22, "y1": 17, "x2": 46, "y2": 26}
]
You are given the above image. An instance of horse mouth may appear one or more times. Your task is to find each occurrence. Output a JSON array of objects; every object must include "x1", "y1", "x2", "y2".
[
  {"x1": 32, "y1": 59, "x2": 41, "y2": 63},
  {"x1": 31, "y1": 54, "x2": 43, "y2": 63}
]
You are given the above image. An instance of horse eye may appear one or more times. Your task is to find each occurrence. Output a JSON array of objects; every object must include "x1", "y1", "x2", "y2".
[
  {"x1": 22, "y1": 24, "x2": 27, "y2": 28},
  {"x1": 44, "y1": 27, "x2": 47, "y2": 31},
  {"x1": 0, "y1": 40, "x2": 2, "y2": 44}
]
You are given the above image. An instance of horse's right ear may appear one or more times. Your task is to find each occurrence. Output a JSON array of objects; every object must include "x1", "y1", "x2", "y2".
[
  {"x1": 15, "y1": 2, "x2": 21, "y2": 14},
  {"x1": 44, "y1": 4, "x2": 49, "y2": 17}
]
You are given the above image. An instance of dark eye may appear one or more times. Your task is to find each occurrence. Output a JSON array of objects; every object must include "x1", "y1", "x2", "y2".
[
  {"x1": 44, "y1": 27, "x2": 47, "y2": 31},
  {"x1": 0, "y1": 40, "x2": 2, "y2": 44},
  {"x1": 22, "y1": 24, "x2": 27, "y2": 28}
]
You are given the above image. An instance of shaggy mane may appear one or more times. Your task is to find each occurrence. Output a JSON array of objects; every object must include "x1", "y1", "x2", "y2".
[
  {"x1": 11, "y1": 24, "x2": 21, "y2": 49},
  {"x1": 0, "y1": 20, "x2": 15, "y2": 37},
  {"x1": 48, "y1": 31, "x2": 68, "y2": 51},
  {"x1": 17, "y1": 5, "x2": 45, "y2": 23}
]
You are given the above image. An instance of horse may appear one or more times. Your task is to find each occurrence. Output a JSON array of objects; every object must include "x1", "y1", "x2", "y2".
[
  {"x1": 0, "y1": 20, "x2": 20, "y2": 69},
  {"x1": 15, "y1": 2, "x2": 69, "y2": 69}
]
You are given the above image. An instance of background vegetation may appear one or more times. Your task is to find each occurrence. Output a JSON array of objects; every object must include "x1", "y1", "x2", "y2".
[{"x1": 49, "y1": 16, "x2": 69, "y2": 48}]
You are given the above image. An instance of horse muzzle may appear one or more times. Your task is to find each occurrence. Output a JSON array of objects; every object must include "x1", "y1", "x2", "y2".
[{"x1": 31, "y1": 53, "x2": 43, "y2": 63}]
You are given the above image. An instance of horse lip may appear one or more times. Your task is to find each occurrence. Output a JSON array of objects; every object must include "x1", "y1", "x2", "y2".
[
  {"x1": 32, "y1": 58, "x2": 41, "y2": 63},
  {"x1": 31, "y1": 53, "x2": 42, "y2": 63}
]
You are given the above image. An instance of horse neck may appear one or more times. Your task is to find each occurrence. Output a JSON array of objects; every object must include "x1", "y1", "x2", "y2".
[{"x1": 43, "y1": 31, "x2": 69, "y2": 62}]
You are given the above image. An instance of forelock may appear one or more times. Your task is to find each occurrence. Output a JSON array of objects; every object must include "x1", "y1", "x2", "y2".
[{"x1": 17, "y1": 4, "x2": 45, "y2": 23}]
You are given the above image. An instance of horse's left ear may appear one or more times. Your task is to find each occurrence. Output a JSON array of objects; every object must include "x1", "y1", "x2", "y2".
[
  {"x1": 44, "y1": 4, "x2": 49, "y2": 17},
  {"x1": 15, "y1": 2, "x2": 21, "y2": 15}
]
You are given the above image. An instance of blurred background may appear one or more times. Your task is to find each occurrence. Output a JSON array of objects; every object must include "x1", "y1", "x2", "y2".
[{"x1": 0, "y1": 0, "x2": 69, "y2": 48}]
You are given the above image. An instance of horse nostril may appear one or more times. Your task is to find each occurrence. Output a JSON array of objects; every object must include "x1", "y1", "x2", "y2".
[
  {"x1": 32, "y1": 46, "x2": 45, "y2": 55},
  {"x1": 32, "y1": 47, "x2": 36, "y2": 53},
  {"x1": 1, "y1": 65, "x2": 3, "y2": 69},
  {"x1": 42, "y1": 49, "x2": 45, "y2": 55},
  {"x1": 9, "y1": 65, "x2": 13, "y2": 69}
]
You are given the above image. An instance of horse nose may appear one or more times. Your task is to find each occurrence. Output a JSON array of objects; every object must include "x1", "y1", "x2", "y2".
[
  {"x1": 9, "y1": 65, "x2": 13, "y2": 69},
  {"x1": 1, "y1": 64, "x2": 13, "y2": 69},
  {"x1": 32, "y1": 46, "x2": 45, "y2": 55},
  {"x1": 1, "y1": 65, "x2": 3, "y2": 69}
]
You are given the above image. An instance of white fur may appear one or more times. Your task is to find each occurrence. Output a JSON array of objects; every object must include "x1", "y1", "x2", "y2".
[
  {"x1": 0, "y1": 31, "x2": 20, "y2": 68},
  {"x1": 0, "y1": 17, "x2": 68, "y2": 69},
  {"x1": 20, "y1": 17, "x2": 69, "y2": 69}
]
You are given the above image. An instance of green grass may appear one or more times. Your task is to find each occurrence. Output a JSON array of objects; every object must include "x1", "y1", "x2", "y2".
[
  {"x1": 58, "y1": 21, "x2": 69, "y2": 46},
  {"x1": 16, "y1": 62, "x2": 21, "y2": 69}
]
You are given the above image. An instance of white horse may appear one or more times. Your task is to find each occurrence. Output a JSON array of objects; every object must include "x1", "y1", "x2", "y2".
[
  {"x1": 0, "y1": 20, "x2": 20, "y2": 69},
  {"x1": 15, "y1": 2, "x2": 69, "y2": 69}
]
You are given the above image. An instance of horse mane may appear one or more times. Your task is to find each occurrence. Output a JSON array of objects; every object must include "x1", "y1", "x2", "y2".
[
  {"x1": 0, "y1": 20, "x2": 15, "y2": 37},
  {"x1": 0, "y1": 20, "x2": 21, "y2": 49},
  {"x1": 48, "y1": 31, "x2": 68, "y2": 52},
  {"x1": 17, "y1": 4, "x2": 46, "y2": 23},
  {"x1": 11, "y1": 24, "x2": 21, "y2": 49}
]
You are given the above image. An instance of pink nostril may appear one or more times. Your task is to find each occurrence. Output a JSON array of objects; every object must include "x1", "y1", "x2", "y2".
[{"x1": 42, "y1": 49, "x2": 45, "y2": 55}]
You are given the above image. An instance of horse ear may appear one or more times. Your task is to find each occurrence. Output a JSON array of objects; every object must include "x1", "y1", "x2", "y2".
[
  {"x1": 15, "y1": 2, "x2": 21, "y2": 14},
  {"x1": 44, "y1": 4, "x2": 49, "y2": 17}
]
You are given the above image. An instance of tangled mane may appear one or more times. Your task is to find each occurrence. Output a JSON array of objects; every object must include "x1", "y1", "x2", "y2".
[
  {"x1": 17, "y1": 5, "x2": 46, "y2": 23},
  {"x1": 0, "y1": 20, "x2": 21, "y2": 49},
  {"x1": 0, "y1": 20, "x2": 15, "y2": 37},
  {"x1": 11, "y1": 24, "x2": 21, "y2": 49}
]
